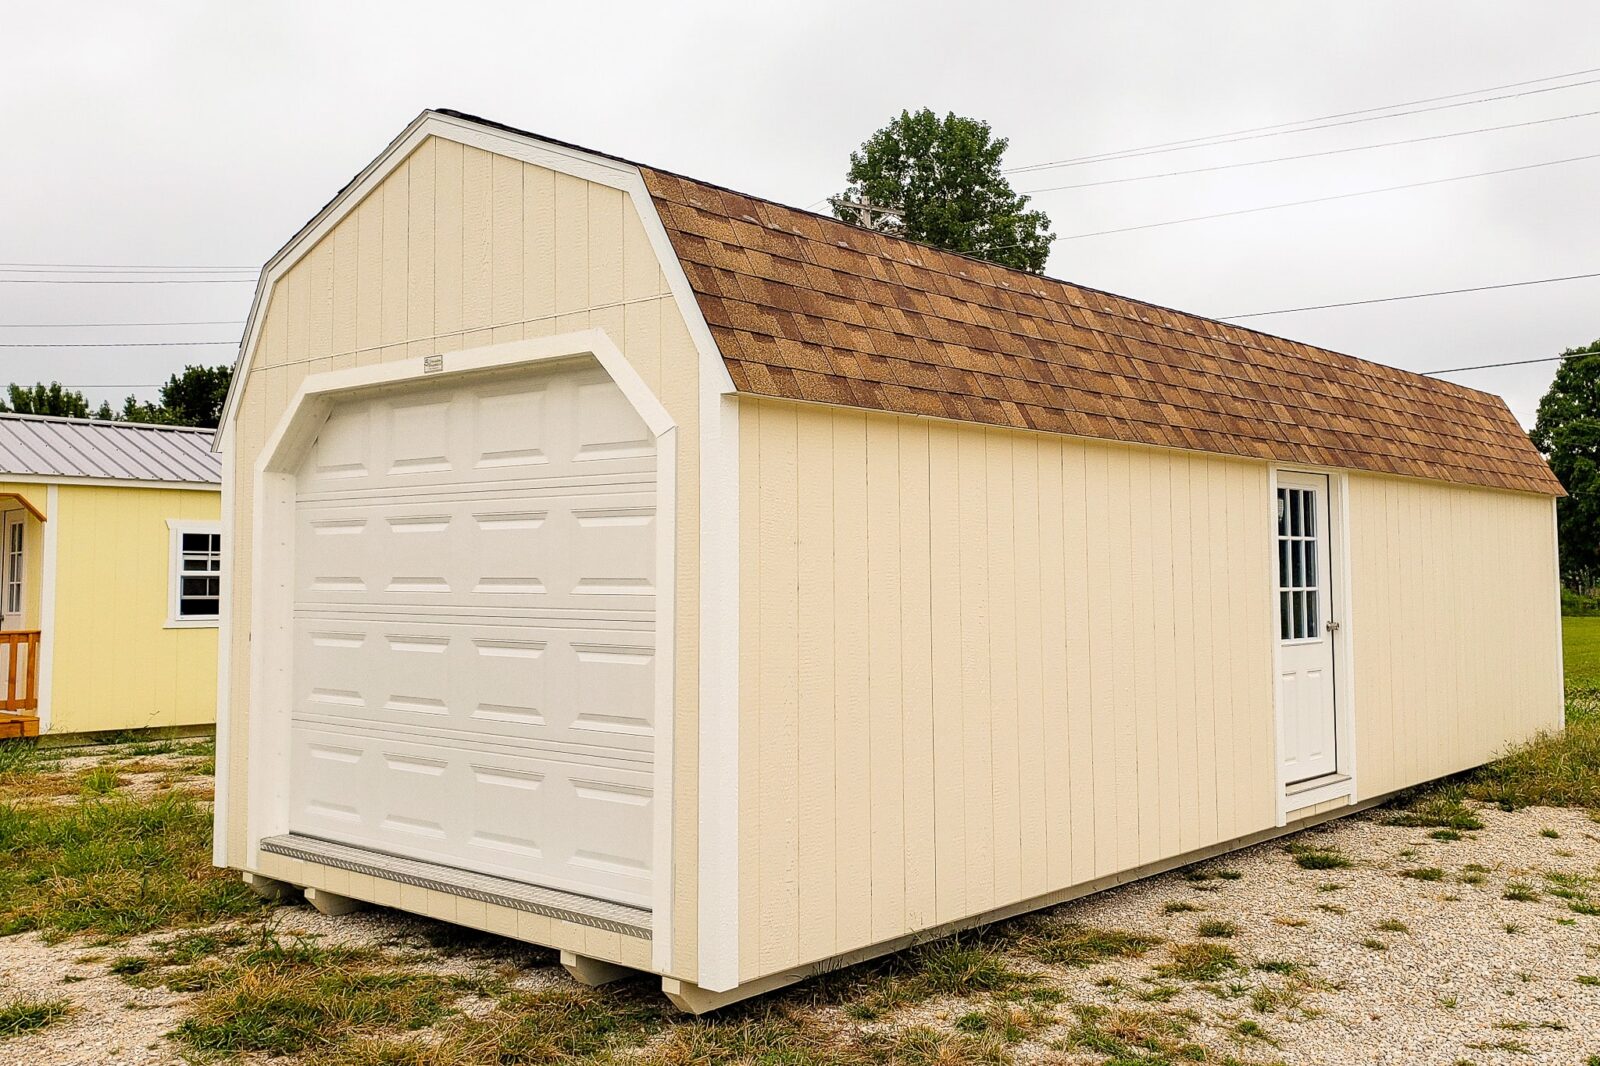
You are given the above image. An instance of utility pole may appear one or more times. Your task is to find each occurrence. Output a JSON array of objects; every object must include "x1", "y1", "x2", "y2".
[{"x1": 828, "y1": 196, "x2": 903, "y2": 232}]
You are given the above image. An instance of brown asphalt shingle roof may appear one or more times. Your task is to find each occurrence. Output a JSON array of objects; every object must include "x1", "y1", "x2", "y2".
[{"x1": 639, "y1": 168, "x2": 1563, "y2": 497}]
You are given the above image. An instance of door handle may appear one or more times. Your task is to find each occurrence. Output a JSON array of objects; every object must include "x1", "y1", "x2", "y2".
[{"x1": 1324, "y1": 620, "x2": 1340, "y2": 633}]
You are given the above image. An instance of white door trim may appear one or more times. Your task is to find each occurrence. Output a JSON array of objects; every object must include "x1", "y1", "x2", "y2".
[
  {"x1": 245, "y1": 329, "x2": 676, "y2": 964},
  {"x1": 1269, "y1": 466, "x2": 1357, "y2": 825}
]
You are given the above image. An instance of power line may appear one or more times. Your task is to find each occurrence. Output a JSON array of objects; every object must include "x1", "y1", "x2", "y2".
[
  {"x1": 0, "y1": 320, "x2": 243, "y2": 329},
  {"x1": 1056, "y1": 150, "x2": 1600, "y2": 241},
  {"x1": 0, "y1": 277, "x2": 256, "y2": 285},
  {"x1": 1022, "y1": 109, "x2": 1600, "y2": 194},
  {"x1": 1218, "y1": 271, "x2": 1600, "y2": 319},
  {"x1": 0, "y1": 340, "x2": 237, "y2": 349},
  {"x1": 0, "y1": 262, "x2": 255, "y2": 272},
  {"x1": 1425, "y1": 349, "x2": 1600, "y2": 376},
  {"x1": 1006, "y1": 67, "x2": 1600, "y2": 175}
]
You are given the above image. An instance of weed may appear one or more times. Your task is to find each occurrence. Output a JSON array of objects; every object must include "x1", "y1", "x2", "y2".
[
  {"x1": 1315, "y1": 903, "x2": 1346, "y2": 915},
  {"x1": 1429, "y1": 828, "x2": 1463, "y2": 841},
  {"x1": 1504, "y1": 923, "x2": 1523, "y2": 935},
  {"x1": 1019, "y1": 922, "x2": 1159, "y2": 968},
  {"x1": 1195, "y1": 920, "x2": 1237, "y2": 939},
  {"x1": 0, "y1": 994, "x2": 70, "y2": 1039},
  {"x1": 1233, "y1": 1018, "x2": 1276, "y2": 1045},
  {"x1": 1060, "y1": 1003, "x2": 1205, "y2": 1062},
  {"x1": 1503, "y1": 883, "x2": 1541, "y2": 902},
  {"x1": 1286, "y1": 842, "x2": 1351, "y2": 870},
  {"x1": 1375, "y1": 920, "x2": 1409, "y2": 934},
  {"x1": 1386, "y1": 787, "x2": 1486, "y2": 830},
  {"x1": 1400, "y1": 867, "x2": 1445, "y2": 882},
  {"x1": 1162, "y1": 900, "x2": 1199, "y2": 914},
  {"x1": 1156, "y1": 942, "x2": 1241, "y2": 982},
  {"x1": 1254, "y1": 960, "x2": 1304, "y2": 975},
  {"x1": 1361, "y1": 939, "x2": 1387, "y2": 951},
  {"x1": 1274, "y1": 916, "x2": 1308, "y2": 927},
  {"x1": 1577, "y1": 975, "x2": 1600, "y2": 986},
  {"x1": 1541, "y1": 828, "x2": 1561, "y2": 838}
]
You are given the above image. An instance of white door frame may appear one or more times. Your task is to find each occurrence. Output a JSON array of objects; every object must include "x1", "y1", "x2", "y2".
[
  {"x1": 244, "y1": 329, "x2": 677, "y2": 970},
  {"x1": 1269, "y1": 465, "x2": 1357, "y2": 824}
]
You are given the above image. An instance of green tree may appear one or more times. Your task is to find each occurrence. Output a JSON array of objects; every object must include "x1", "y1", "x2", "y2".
[
  {"x1": 833, "y1": 108, "x2": 1055, "y2": 273},
  {"x1": 1530, "y1": 338, "x2": 1600, "y2": 589},
  {"x1": 1, "y1": 364, "x2": 232, "y2": 428},
  {"x1": 0, "y1": 382, "x2": 97, "y2": 419},
  {"x1": 150, "y1": 363, "x2": 232, "y2": 428}
]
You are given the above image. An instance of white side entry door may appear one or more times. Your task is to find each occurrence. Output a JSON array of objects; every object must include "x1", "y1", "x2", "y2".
[{"x1": 1275, "y1": 472, "x2": 1338, "y2": 784}]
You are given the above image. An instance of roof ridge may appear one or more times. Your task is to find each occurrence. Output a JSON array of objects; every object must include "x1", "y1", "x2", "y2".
[{"x1": 0, "y1": 411, "x2": 215, "y2": 433}]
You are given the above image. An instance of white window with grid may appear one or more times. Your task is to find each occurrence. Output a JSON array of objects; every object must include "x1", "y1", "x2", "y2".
[{"x1": 167, "y1": 520, "x2": 221, "y2": 627}]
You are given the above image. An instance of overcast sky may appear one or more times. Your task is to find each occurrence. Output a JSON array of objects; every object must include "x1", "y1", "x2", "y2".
[{"x1": 4, "y1": 1, "x2": 1597, "y2": 426}]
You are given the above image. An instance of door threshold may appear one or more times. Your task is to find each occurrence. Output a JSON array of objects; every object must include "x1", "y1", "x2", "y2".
[
  {"x1": 1285, "y1": 772, "x2": 1350, "y2": 797},
  {"x1": 259, "y1": 834, "x2": 651, "y2": 938}
]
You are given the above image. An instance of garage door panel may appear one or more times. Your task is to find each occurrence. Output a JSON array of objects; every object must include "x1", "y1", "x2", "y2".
[
  {"x1": 295, "y1": 493, "x2": 656, "y2": 614},
  {"x1": 293, "y1": 619, "x2": 654, "y2": 751},
  {"x1": 290, "y1": 726, "x2": 653, "y2": 905},
  {"x1": 290, "y1": 364, "x2": 657, "y2": 907},
  {"x1": 297, "y1": 368, "x2": 653, "y2": 497}
]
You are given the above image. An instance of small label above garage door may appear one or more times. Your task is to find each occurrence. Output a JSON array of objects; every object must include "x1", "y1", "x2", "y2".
[{"x1": 287, "y1": 361, "x2": 657, "y2": 908}]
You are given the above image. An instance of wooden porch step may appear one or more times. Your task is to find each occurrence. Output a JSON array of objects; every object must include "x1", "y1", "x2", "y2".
[{"x1": 0, "y1": 714, "x2": 39, "y2": 740}]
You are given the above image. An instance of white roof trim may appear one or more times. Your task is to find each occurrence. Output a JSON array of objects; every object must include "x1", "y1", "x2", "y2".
[{"x1": 215, "y1": 109, "x2": 735, "y2": 449}]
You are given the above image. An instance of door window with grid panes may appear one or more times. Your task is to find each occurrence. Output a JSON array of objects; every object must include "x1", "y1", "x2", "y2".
[{"x1": 1276, "y1": 486, "x2": 1320, "y2": 641}]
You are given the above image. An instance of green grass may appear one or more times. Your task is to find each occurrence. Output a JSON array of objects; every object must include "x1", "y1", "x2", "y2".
[
  {"x1": 1286, "y1": 842, "x2": 1352, "y2": 870},
  {"x1": 1195, "y1": 919, "x2": 1238, "y2": 939},
  {"x1": 0, "y1": 993, "x2": 71, "y2": 1039},
  {"x1": 1154, "y1": 942, "x2": 1241, "y2": 982},
  {"x1": 1399, "y1": 867, "x2": 1445, "y2": 882},
  {"x1": 1016, "y1": 921, "x2": 1160, "y2": 968},
  {"x1": 0, "y1": 793, "x2": 261, "y2": 938},
  {"x1": 108, "y1": 929, "x2": 507, "y2": 1059}
]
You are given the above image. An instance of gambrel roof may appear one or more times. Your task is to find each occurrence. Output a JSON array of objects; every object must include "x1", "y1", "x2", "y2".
[
  {"x1": 639, "y1": 169, "x2": 1561, "y2": 496},
  {"x1": 223, "y1": 109, "x2": 1562, "y2": 497}
]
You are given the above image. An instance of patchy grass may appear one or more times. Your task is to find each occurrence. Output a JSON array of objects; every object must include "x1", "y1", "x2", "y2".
[
  {"x1": 1156, "y1": 942, "x2": 1241, "y2": 982},
  {"x1": 1058, "y1": 1003, "x2": 1210, "y2": 1063},
  {"x1": 1503, "y1": 882, "x2": 1541, "y2": 902},
  {"x1": 77, "y1": 766, "x2": 122, "y2": 796},
  {"x1": 1286, "y1": 842, "x2": 1352, "y2": 870},
  {"x1": 0, "y1": 993, "x2": 71, "y2": 1039},
  {"x1": 1195, "y1": 919, "x2": 1238, "y2": 939},
  {"x1": 1375, "y1": 919, "x2": 1409, "y2": 934},
  {"x1": 1017, "y1": 921, "x2": 1159, "y2": 968},
  {"x1": 839, "y1": 933, "x2": 1033, "y2": 1022},
  {"x1": 1385, "y1": 787, "x2": 1486, "y2": 831},
  {"x1": 0, "y1": 793, "x2": 261, "y2": 938},
  {"x1": 1162, "y1": 900, "x2": 1200, "y2": 914},
  {"x1": 1399, "y1": 867, "x2": 1446, "y2": 882},
  {"x1": 154, "y1": 932, "x2": 496, "y2": 1059}
]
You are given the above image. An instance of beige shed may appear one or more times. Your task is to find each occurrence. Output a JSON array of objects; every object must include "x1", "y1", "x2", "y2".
[{"x1": 213, "y1": 109, "x2": 1565, "y2": 1011}]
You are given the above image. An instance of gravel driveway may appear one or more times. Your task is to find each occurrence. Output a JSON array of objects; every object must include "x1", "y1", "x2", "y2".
[{"x1": 3, "y1": 741, "x2": 1599, "y2": 1065}]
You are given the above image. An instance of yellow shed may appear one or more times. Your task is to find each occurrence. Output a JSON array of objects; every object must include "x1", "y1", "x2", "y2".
[
  {"x1": 0, "y1": 414, "x2": 221, "y2": 739},
  {"x1": 214, "y1": 110, "x2": 1564, "y2": 1012}
]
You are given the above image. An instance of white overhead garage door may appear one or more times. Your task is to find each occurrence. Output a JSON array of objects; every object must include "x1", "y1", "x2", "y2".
[{"x1": 287, "y1": 361, "x2": 658, "y2": 908}]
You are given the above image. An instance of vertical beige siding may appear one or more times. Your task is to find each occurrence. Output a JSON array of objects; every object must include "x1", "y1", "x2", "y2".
[
  {"x1": 226, "y1": 136, "x2": 704, "y2": 980},
  {"x1": 736, "y1": 397, "x2": 1276, "y2": 978},
  {"x1": 1348, "y1": 474, "x2": 1561, "y2": 799}
]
